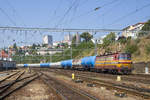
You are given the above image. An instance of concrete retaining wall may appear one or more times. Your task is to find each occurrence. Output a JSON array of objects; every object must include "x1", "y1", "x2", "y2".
[{"x1": 133, "y1": 62, "x2": 150, "y2": 74}]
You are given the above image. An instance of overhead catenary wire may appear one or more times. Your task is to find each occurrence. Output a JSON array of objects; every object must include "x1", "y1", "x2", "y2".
[
  {"x1": 68, "y1": 0, "x2": 119, "y2": 24},
  {"x1": 54, "y1": 0, "x2": 78, "y2": 28},
  {"x1": 0, "y1": 7, "x2": 16, "y2": 26},
  {"x1": 46, "y1": 0, "x2": 63, "y2": 27},
  {"x1": 4, "y1": 0, "x2": 26, "y2": 27},
  {"x1": 63, "y1": 0, "x2": 81, "y2": 27},
  {"x1": 107, "y1": 2, "x2": 150, "y2": 27}
]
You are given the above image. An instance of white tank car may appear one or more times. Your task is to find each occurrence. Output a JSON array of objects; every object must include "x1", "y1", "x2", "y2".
[
  {"x1": 17, "y1": 64, "x2": 24, "y2": 67},
  {"x1": 50, "y1": 62, "x2": 61, "y2": 68},
  {"x1": 28, "y1": 64, "x2": 41, "y2": 67},
  {"x1": 17, "y1": 64, "x2": 40, "y2": 67}
]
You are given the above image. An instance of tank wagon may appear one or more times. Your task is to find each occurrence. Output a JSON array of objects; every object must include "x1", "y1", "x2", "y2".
[
  {"x1": 61, "y1": 60, "x2": 72, "y2": 69},
  {"x1": 17, "y1": 62, "x2": 62, "y2": 68},
  {"x1": 18, "y1": 52, "x2": 132, "y2": 74},
  {"x1": 81, "y1": 56, "x2": 96, "y2": 70}
]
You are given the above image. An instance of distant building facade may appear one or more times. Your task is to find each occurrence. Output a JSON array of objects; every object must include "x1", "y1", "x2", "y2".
[
  {"x1": 122, "y1": 22, "x2": 145, "y2": 39},
  {"x1": 43, "y1": 35, "x2": 53, "y2": 46},
  {"x1": 62, "y1": 34, "x2": 73, "y2": 46},
  {"x1": 76, "y1": 33, "x2": 81, "y2": 45},
  {"x1": 37, "y1": 48, "x2": 63, "y2": 55},
  {"x1": 64, "y1": 33, "x2": 72, "y2": 41}
]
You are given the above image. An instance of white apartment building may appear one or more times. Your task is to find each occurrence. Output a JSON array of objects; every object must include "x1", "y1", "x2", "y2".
[
  {"x1": 43, "y1": 35, "x2": 53, "y2": 46},
  {"x1": 122, "y1": 22, "x2": 145, "y2": 39}
]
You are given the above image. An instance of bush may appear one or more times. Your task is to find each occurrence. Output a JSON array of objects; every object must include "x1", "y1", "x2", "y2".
[
  {"x1": 134, "y1": 38, "x2": 140, "y2": 44},
  {"x1": 145, "y1": 44, "x2": 150, "y2": 54},
  {"x1": 118, "y1": 37, "x2": 127, "y2": 44},
  {"x1": 138, "y1": 32, "x2": 148, "y2": 37},
  {"x1": 125, "y1": 44, "x2": 138, "y2": 54}
]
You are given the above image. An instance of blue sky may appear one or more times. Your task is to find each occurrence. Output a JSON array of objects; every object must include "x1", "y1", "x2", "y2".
[{"x1": 0, "y1": 0, "x2": 150, "y2": 48}]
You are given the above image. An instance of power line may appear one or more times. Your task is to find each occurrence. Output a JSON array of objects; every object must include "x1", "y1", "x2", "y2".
[
  {"x1": 54, "y1": 0, "x2": 78, "y2": 28},
  {"x1": 100, "y1": 0, "x2": 120, "y2": 16},
  {"x1": 0, "y1": 7, "x2": 16, "y2": 26},
  {"x1": 63, "y1": 0, "x2": 81, "y2": 27},
  {"x1": 46, "y1": 0, "x2": 63, "y2": 27},
  {"x1": 100, "y1": 0, "x2": 119, "y2": 8},
  {"x1": 0, "y1": 26, "x2": 123, "y2": 32},
  {"x1": 68, "y1": 0, "x2": 119, "y2": 24},
  {"x1": 107, "y1": 2, "x2": 150, "y2": 27},
  {"x1": 4, "y1": 0, "x2": 26, "y2": 26}
]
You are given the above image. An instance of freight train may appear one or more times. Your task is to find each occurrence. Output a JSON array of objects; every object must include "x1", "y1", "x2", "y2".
[{"x1": 17, "y1": 52, "x2": 132, "y2": 74}]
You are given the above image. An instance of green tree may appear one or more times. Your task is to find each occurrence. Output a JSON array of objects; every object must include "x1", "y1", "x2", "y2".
[
  {"x1": 103, "y1": 32, "x2": 116, "y2": 47},
  {"x1": 118, "y1": 36, "x2": 127, "y2": 44},
  {"x1": 13, "y1": 43, "x2": 17, "y2": 50},
  {"x1": 80, "y1": 32, "x2": 93, "y2": 42},
  {"x1": 32, "y1": 43, "x2": 36, "y2": 49}
]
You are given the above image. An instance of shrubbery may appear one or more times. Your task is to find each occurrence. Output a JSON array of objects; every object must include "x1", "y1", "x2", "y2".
[
  {"x1": 125, "y1": 44, "x2": 138, "y2": 54},
  {"x1": 103, "y1": 32, "x2": 116, "y2": 48},
  {"x1": 145, "y1": 44, "x2": 150, "y2": 54}
]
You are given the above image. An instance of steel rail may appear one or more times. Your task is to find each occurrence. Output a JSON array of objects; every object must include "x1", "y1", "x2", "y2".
[
  {"x1": 0, "y1": 71, "x2": 25, "y2": 94},
  {"x1": 41, "y1": 72, "x2": 99, "y2": 100},
  {"x1": 0, "y1": 73, "x2": 39, "y2": 100},
  {"x1": 41, "y1": 73, "x2": 68, "y2": 100},
  {"x1": 47, "y1": 68, "x2": 150, "y2": 99},
  {"x1": 0, "y1": 71, "x2": 20, "y2": 83}
]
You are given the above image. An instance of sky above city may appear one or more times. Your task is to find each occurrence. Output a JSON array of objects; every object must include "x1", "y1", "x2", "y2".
[{"x1": 0, "y1": 0, "x2": 150, "y2": 48}]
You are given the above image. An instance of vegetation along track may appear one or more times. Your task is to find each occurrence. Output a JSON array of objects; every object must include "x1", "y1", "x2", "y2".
[
  {"x1": 40, "y1": 72, "x2": 99, "y2": 100},
  {"x1": 0, "y1": 70, "x2": 40, "y2": 100},
  {"x1": 40, "y1": 68, "x2": 150, "y2": 99}
]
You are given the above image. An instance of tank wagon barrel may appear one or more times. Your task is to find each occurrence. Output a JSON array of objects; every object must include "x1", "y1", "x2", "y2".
[
  {"x1": 61, "y1": 60, "x2": 72, "y2": 69},
  {"x1": 81, "y1": 56, "x2": 96, "y2": 68}
]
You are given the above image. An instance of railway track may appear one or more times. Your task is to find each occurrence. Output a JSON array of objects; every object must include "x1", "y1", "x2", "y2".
[
  {"x1": 40, "y1": 72, "x2": 99, "y2": 100},
  {"x1": 57, "y1": 69, "x2": 150, "y2": 84},
  {"x1": 0, "y1": 71, "x2": 20, "y2": 83},
  {"x1": 41, "y1": 68, "x2": 150, "y2": 99},
  {"x1": 0, "y1": 70, "x2": 40, "y2": 100},
  {"x1": 34, "y1": 68, "x2": 150, "y2": 84}
]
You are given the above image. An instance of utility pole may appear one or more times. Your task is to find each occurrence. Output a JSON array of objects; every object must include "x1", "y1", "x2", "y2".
[
  {"x1": 70, "y1": 46, "x2": 72, "y2": 59},
  {"x1": 95, "y1": 39, "x2": 97, "y2": 56},
  {"x1": 50, "y1": 53, "x2": 52, "y2": 62}
]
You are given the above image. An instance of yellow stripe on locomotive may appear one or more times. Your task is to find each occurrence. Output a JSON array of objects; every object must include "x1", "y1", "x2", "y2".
[{"x1": 95, "y1": 53, "x2": 132, "y2": 74}]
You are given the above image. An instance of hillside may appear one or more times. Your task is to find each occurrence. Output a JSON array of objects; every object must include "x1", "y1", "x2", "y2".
[{"x1": 52, "y1": 35, "x2": 150, "y2": 63}]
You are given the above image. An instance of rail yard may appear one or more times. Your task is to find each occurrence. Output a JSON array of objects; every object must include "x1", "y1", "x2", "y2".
[
  {"x1": 0, "y1": 0, "x2": 150, "y2": 100},
  {"x1": 0, "y1": 45, "x2": 150, "y2": 100},
  {"x1": 0, "y1": 53, "x2": 150, "y2": 100},
  {"x1": 0, "y1": 65, "x2": 150, "y2": 100}
]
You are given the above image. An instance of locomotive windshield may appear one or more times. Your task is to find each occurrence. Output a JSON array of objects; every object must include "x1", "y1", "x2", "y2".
[{"x1": 119, "y1": 53, "x2": 131, "y2": 60}]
